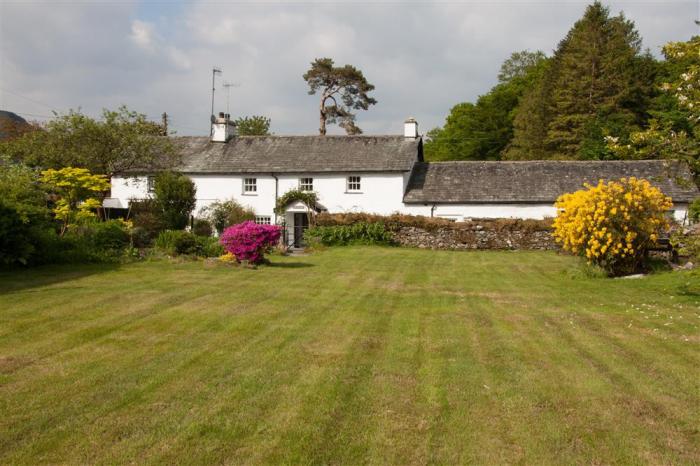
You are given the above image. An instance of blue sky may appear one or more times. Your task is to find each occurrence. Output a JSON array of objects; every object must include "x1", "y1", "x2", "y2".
[{"x1": 1, "y1": 0, "x2": 697, "y2": 136}]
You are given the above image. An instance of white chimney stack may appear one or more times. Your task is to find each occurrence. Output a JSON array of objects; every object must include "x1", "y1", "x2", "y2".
[
  {"x1": 211, "y1": 112, "x2": 236, "y2": 142},
  {"x1": 404, "y1": 117, "x2": 418, "y2": 139}
]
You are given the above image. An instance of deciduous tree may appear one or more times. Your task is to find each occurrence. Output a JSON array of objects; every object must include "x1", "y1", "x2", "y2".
[
  {"x1": 234, "y1": 115, "x2": 271, "y2": 136},
  {"x1": 1, "y1": 106, "x2": 177, "y2": 176}
]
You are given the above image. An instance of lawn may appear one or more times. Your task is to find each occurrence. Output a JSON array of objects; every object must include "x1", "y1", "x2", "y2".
[{"x1": 1, "y1": 247, "x2": 698, "y2": 465}]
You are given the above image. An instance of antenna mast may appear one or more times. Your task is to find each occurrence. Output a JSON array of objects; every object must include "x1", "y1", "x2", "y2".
[
  {"x1": 222, "y1": 81, "x2": 241, "y2": 115},
  {"x1": 211, "y1": 66, "x2": 222, "y2": 118}
]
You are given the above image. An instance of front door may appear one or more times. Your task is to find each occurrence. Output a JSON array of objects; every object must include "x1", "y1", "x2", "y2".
[{"x1": 293, "y1": 212, "x2": 309, "y2": 248}]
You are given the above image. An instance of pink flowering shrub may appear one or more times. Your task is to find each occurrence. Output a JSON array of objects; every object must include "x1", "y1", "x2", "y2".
[{"x1": 219, "y1": 221, "x2": 282, "y2": 264}]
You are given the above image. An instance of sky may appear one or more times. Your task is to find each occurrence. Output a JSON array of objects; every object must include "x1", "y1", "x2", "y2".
[{"x1": 0, "y1": 0, "x2": 698, "y2": 136}]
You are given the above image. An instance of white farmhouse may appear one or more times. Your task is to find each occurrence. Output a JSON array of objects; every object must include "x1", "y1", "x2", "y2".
[{"x1": 106, "y1": 115, "x2": 699, "y2": 247}]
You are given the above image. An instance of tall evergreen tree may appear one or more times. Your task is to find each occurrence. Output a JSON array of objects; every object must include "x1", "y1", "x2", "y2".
[
  {"x1": 425, "y1": 51, "x2": 547, "y2": 161},
  {"x1": 506, "y1": 2, "x2": 654, "y2": 160}
]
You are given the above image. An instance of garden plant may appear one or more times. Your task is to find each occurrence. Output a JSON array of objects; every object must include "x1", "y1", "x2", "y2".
[
  {"x1": 219, "y1": 221, "x2": 282, "y2": 264},
  {"x1": 553, "y1": 177, "x2": 673, "y2": 275}
]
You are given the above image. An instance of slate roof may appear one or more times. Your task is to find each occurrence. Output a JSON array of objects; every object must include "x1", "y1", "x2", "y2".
[
  {"x1": 170, "y1": 135, "x2": 421, "y2": 174},
  {"x1": 403, "y1": 160, "x2": 699, "y2": 204}
]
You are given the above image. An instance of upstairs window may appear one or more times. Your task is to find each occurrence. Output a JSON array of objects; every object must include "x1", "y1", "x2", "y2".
[
  {"x1": 347, "y1": 176, "x2": 361, "y2": 192},
  {"x1": 299, "y1": 177, "x2": 313, "y2": 192},
  {"x1": 255, "y1": 216, "x2": 271, "y2": 225},
  {"x1": 243, "y1": 177, "x2": 257, "y2": 193},
  {"x1": 147, "y1": 176, "x2": 156, "y2": 193}
]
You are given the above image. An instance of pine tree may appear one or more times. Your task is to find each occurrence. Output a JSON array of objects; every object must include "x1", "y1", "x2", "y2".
[{"x1": 506, "y1": 2, "x2": 653, "y2": 160}]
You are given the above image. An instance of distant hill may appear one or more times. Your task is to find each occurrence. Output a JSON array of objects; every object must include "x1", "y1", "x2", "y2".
[{"x1": 0, "y1": 110, "x2": 31, "y2": 141}]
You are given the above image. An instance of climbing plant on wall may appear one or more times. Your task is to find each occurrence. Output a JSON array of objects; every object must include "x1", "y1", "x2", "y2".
[{"x1": 274, "y1": 189, "x2": 319, "y2": 215}]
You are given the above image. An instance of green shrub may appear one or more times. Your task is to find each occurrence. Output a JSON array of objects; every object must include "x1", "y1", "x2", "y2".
[
  {"x1": 197, "y1": 236, "x2": 224, "y2": 257},
  {"x1": 154, "y1": 230, "x2": 209, "y2": 256},
  {"x1": 130, "y1": 226, "x2": 152, "y2": 248},
  {"x1": 689, "y1": 197, "x2": 700, "y2": 224},
  {"x1": 192, "y1": 218, "x2": 213, "y2": 237},
  {"x1": 201, "y1": 199, "x2": 255, "y2": 234},
  {"x1": 0, "y1": 203, "x2": 36, "y2": 265},
  {"x1": 130, "y1": 199, "x2": 166, "y2": 241},
  {"x1": 153, "y1": 171, "x2": 197, "y2": 230},
  {"x1": 88, "y1": 220, "x2": 130, "y2": 251},
  {"x1": 174, "y1": 232, "x2": 199, "y2": 255},
  {"x1": 305, "y1": 222, "x2": 394, "y2": 246},
  {"x1": 154, "y1": 230, "x2": 183, "y2": 255}
]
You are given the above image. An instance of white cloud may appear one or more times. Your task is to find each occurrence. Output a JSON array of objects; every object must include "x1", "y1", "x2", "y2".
[
  {"x1": 130, "y1": 20, "x2": 157, "y2": 52},
  {"x1": 1, "y1": 0, "x2": 697, "y2": 136}
]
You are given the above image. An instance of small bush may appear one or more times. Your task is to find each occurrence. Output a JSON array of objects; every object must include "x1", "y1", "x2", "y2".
[
  {"x1": 0, "y1": 203, "x2": 36, "y2": 265},
  {"x1": 219, "y1": 221, "x2": 281, "y2": 263},
  {"x1": 197, "y1": 236, "x2": 224, "y2": 257},
  {"x1": 304, "y1": 222, "x2": 394, "y2": 246},
  {"x1": 192, "y1": 218, "x2": 213, "y2": 237},
  {"x1": 689, "y1": 197, "x2": 700, "y2": 224},
  {"x1": 154, "y1": 230, "x2": 220, "y2": 256},
  {"x1": 130, "y1": 226, "x2": 152, "y2": 248},
  {"x1": 88, "y1": 220, "x2": 131, "y2": 251},
  {"x1": 130, "y1": 199, "x2": 166, "y2": 243},
  {"x1": 201, "y1": 199, "x2": 255, "y2": 234}
]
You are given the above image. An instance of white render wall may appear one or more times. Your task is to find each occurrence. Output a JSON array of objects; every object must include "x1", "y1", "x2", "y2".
[
  {"x1": 108, "y1": 175, "x2": 689, "y2": 223},
  {"x1": 109, "y1": 172, "x2": 410, "y2": 219}
]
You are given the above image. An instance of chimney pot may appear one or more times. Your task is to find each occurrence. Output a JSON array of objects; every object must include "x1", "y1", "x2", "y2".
[{"x1": 404, "y1": 118, "x2": 418, "y2": 139}]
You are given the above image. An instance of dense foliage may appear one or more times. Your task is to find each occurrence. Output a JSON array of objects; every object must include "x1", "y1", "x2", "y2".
[
  {"x1": 305, "y1": 222, "x2": 394, "y2": 246},
  {"x1": 0, "y1": 106, "x2": 177, "y2": 176},
  {"x1": 154, "y1": 230, "x2": 223, "y2": 257},
  {"x1": 606, "y1": 36, "x2": 700, "y2": 183},
  {"x1": 219, "y1": 221, "x2": 282, "y2": 263},
  {"x1": 40, "y1": 167, "x2": 110, "y2": 235},
  {"x1": 425, "y1": 51, "x2": 547, "y2": 161},
  {"x1": 426, "y1": 2, "x2": 698, "y2": 171},
  {"x1": 553, "y1": 178, "x2": 672, "y2": 275},
  {"x1": 200, "y1": 199, "x2": 256, "y2": 234},
  {"x1": 234, "y1": 116, "x2": 271, "y2": 136},
  {"x1": 274, "y1": 189, "x2": 318, "y2": 215},
  {"x1": 152, "y1": 171, "x2": 197, "y2": 230}
]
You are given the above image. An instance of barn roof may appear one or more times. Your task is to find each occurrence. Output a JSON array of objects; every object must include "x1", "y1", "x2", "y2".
[
  {"x1": 403, "y1": 160, "x2": 699, "y2": 204},
  {"x1": 170, "y1": 135, "x2": 421, "y2": 174}
]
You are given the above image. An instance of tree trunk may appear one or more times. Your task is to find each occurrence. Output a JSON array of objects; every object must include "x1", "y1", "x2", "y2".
[{"x1": 319, "y1": 95, "x2": 327, "y2": 136}]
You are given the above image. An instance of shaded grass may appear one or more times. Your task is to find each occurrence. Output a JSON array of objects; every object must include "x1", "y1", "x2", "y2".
[{"x1": 0, "y1": 247, "x2": 698, "y2": 464}]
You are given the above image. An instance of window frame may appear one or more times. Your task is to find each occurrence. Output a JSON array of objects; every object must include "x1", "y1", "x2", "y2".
[
  {"x1": 147, "y1": 176, "x2": 156, "y2": 194},
  {"x1": 243, "y1": 177, "x2": 257, "y2": 195},
  {"x1": 346, "y1": 175, "x2": 362, "y2": 193},
  {"x1": 299, "y1": 177, "x2": 314, "y2": 192},
  {"x1": 255, "y1": 215, "x2": 271, "y2": 225}
]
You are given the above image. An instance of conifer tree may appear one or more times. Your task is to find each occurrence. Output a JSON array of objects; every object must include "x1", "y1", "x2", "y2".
[{"x1": 506, "y1": 2, "x2": 654, "y2": 159}]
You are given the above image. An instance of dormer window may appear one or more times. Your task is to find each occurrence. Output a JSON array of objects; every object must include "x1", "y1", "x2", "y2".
[{"x1": 299, "y1": 177, "x2": 313, "y2": 192}]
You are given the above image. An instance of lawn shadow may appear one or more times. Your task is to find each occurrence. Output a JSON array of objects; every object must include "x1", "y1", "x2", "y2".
[
  {"x1": 0, "y1": 263, "x2": 121, "y2": 295},
  {"x1": 267, "y1": 261, "x2": 315, "y2": 269}
]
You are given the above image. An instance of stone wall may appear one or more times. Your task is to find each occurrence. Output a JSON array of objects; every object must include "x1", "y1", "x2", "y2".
[
  {"x1": 392, "y1": 224, "x2": 556, "y2": 250},
  {"x1": 314, "y1": 213, "x2": 557, "y2": 250}
]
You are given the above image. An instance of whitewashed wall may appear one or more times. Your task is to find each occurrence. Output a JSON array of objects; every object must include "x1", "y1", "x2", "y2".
[
  {"x1": 109, "y1": 172, "x2": 409, "y2": 218},
  {"x1": 108, "y1": 175, "x2": 689, "y2": 224}
]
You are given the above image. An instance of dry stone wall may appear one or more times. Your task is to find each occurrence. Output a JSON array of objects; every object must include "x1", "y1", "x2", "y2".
[
  {"x1": 392, "y1": 224, "x2": 556, "y2": 250},
  {"x1": 314, "y1": 213, "x2": 557, "y2": 250}
]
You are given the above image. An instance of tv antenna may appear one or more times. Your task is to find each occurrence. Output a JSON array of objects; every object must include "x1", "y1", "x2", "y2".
[
  {"x1": 210, "y1": 66, "x2": 222, "y2": 119},
  {"x1": 222, "y1": 81, "x2": 241, "y2": 114}
]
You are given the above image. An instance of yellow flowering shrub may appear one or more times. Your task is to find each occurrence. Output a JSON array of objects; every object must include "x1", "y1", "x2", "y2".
[
  {"x1": 553, "y1": 178, "x2": 673, "y2": 275},
  {"x1": 40, "y1": 167, "x2": 110, "y2": 235}
]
